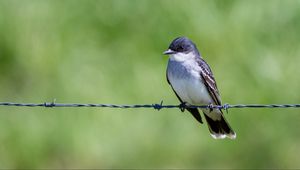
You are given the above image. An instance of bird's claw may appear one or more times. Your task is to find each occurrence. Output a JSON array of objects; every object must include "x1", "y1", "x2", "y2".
[
  {"x1": 179, "y1": 102, "x2": 187, "y2": 112},
  {"x1": 208, "y1": 103, "x2": 214, "y2": 112}
]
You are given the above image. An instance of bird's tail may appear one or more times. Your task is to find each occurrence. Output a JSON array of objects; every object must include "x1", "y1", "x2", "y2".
[{"x1": 203, "y1": 111, "x2": 236, "y2": 139}]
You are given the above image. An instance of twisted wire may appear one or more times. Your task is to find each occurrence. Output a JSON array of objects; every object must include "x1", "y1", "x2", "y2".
[{"x1": 1, "y1": 101, "x2": 300, "y2": 111}]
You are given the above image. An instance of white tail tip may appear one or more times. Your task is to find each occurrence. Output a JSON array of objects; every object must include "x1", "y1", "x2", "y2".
[{"x1": 210, "y1": 133, "x2": 236, "y2": 139}]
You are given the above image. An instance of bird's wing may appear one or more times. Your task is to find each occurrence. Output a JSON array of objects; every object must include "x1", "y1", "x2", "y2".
[
  {"x1": 197, "y1": 58, "x2": 222, "y2": 106},
  {"x1": 167, "y1": 72, "x2": 203, "y2": 124}
]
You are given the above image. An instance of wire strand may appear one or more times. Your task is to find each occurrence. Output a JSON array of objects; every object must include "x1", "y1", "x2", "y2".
[{"x1": 1, "y1": 101, "x2": 300, "y2": 111}]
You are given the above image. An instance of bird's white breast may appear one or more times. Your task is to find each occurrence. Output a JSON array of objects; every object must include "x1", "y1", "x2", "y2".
[{"x1": 167, "y1": 54, "x2": 212, "y2": 105}]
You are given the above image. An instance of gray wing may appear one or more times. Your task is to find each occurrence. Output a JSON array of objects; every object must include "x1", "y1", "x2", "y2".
[{"x1": 197, "y1": 58, "x2": 222, "y2": 105}]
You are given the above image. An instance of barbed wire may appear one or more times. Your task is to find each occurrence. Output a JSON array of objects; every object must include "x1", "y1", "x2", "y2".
[{"x1": 0, "y1": 101, "x2": 300, "y2": 112}]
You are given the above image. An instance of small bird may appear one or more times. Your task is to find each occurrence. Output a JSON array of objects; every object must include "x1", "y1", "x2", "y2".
[{"x1": 164, "y1": 37, "x2": 236, "y2": 139}]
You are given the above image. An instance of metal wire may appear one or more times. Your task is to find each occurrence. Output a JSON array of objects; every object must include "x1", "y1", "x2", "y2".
[{"x1": 1, "y1": 101, "x2": 300, "y2": 111}]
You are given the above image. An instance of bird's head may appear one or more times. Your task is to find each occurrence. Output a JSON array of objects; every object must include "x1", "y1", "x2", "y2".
[{"x1": 163, "y1": 37, "x2": 200, "y2": 57}]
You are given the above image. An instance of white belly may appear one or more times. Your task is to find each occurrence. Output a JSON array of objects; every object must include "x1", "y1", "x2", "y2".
[
  {"x1": 167, "y1": 54, "x2": 222, "y2": 120},
  {"x1": 170, "y1": 73, "x2": 212, "y2": 105},
  {"x1": 167, "y1": 60, "x2": 213, "y2": 105}
]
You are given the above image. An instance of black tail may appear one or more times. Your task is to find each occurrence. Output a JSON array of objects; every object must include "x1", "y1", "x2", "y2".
[
  {"x1": 204, "y1": 113, "x2": 236, "y2": 139},
  {"x1": 187, "y1": 108, "x2": 203, "y2": 124}
]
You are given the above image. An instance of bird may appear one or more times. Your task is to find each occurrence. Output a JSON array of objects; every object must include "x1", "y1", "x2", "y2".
[{"x1": 164, "y1": 36, "x2": 236, "y2": 139}]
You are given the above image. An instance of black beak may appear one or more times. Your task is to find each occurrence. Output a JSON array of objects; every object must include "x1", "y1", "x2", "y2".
[{"x1": 163, "y1": 49, "x2": 176, "y2": 55}]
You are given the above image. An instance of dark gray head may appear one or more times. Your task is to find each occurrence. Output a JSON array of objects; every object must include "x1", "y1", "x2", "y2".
[{"x1": 163, "y1": 37, "x2": 200, "y2": 56}]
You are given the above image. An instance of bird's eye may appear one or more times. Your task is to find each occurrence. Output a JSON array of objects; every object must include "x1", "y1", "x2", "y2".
[{"x1": 177, "y1": 46, "x2": 184, "y2": 51}]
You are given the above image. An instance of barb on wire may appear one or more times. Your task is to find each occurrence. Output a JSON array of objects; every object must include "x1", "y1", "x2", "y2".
[{"x1": 0, "y1": 101, "x2": 300, "y2": 111}]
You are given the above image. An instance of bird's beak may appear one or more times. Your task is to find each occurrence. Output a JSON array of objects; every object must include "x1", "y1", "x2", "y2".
[{"x1": 163, "y1": 49, "x2": 176, "y2": 55}]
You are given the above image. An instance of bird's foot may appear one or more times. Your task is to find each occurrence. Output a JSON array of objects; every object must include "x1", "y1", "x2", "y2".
[
  {"x1": 179, "y1": 102, "x2": 187, "y2": 112},
  {"x1": 208, "y1": 103, "x2": 214, "y2": 112}
]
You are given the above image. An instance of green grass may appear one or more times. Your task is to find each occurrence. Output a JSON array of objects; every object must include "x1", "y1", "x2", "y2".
[{"x1": 0, "y1": 0, "x2": 300, "y2": 168}]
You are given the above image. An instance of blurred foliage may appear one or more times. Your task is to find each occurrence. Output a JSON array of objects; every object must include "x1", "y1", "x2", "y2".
[{"x1": 0, "y1": 0, "x2": 300, "y2": 168}]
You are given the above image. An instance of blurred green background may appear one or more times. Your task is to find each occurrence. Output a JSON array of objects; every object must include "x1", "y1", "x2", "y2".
[{"x1": 1, "y1": 0, "x2": 300, "y2": 168}]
